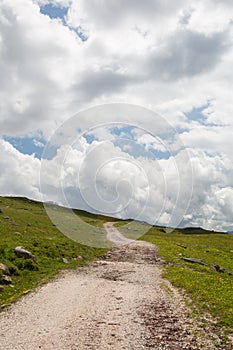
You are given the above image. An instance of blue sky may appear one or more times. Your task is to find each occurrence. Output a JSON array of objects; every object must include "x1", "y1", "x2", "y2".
[
  {"x1": 40, "y1": 3, "x2": 68, "y2": 21},
  {"x1": 3, "y1": 135, "x2": 45, "y2": 159},
  {"x1": 3, "y1": 107, "x2": 212, "y2": 161},
  {"x1": 40, "y1": 3, "x2": 88, "y2": 41}
]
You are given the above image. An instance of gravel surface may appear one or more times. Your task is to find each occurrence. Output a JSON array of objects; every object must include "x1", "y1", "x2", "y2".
[{"x1": 0, "y1": 224, "x2": 230, "y2": 349}]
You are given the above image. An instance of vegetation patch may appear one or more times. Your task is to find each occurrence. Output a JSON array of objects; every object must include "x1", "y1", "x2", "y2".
[
  {"x1": 140, "y1": 226, "x2": 233, "y2": 331},
  {"x1": 0, "y1": 196, "x2": 111, "y2": 307}
]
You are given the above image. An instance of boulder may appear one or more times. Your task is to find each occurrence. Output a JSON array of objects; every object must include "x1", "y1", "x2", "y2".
[
  {"x1": 0, "y1": 263, "x2": 10, "y2": 274},
  {"x1": 1, "y1": 275, "x2": 12, "y2": 285},
  {"x1": 14, "y1": 246, "x2": 36, "y2": 262}
]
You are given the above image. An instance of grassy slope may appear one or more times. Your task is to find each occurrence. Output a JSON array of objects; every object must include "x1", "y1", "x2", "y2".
[
  {"x1": 1, "y1": 196, "x2": 233, "y2": 334},
  {"x1": 140, "y1": 226, "x2": 233, "y2": 331},
  {"x1": 0, "y1": 196, "x2": 115, "y2": 307}
]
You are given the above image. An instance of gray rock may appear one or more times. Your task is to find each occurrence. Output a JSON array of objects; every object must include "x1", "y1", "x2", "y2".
[
  {"x1": 0, "y1": 263, "x2": 10, "y2": 274},
  {"x1": 183, "y1": 257, "x2": 204, "y2": 265},
  {"x1": 62, "y1": 258, "x2": 69, "y2": 264},
  {"x1": 14, "y1": 246, "x2": 36, "y2": 262},
  {"x1": 1, "y1": 275, "x2": 12, "y2": 285},
  {"x1": 73, "y1": 256, "x2": 83, "y2": 261}
]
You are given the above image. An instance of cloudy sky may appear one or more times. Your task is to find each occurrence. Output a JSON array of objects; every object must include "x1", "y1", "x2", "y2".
[{"x1": 0, "y1": 0, "x2": 233, "y2": 232}]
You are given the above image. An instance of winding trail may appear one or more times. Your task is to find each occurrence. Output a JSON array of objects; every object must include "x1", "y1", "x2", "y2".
[
  {"x1": 104, "y1": 222, "x2": 134, "y2": 246},
  {"x1": 0, "y1": 224, "x2": 225, "y2": 349}
]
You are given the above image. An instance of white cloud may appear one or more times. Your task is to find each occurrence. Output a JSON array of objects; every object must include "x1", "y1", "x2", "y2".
[
  {"x1": 38, "y1": 133, "x2": 233, "y2": 231},
  {"x1": 0, "y1": 0, "x2": 84, "y2": 137},
  {"x1": 0, "y1": 0, "x2": 233, "y2": 231},
  {"x1": 0, "y1": 139, "x2": 41, "y2": 199}
]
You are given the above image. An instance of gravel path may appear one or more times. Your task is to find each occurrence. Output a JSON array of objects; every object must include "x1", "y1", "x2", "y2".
[
  {"x1": 0, "y1": 224, "x2": 228, "y2": 349},
  {"x1": 104, "y1": 222, "x2": 134, "y2": 245}
]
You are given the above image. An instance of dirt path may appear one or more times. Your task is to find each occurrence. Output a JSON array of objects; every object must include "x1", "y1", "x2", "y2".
[
  {"x1": 104, "y1": 222, "x2": 134, "y2": 245},
  {"x1": 0, "y1": 224, "x2": 226, "y2": 349}
]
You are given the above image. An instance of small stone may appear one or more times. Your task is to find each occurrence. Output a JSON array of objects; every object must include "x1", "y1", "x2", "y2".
[
  {"x1": 213, "y1": 264, "x2": 227, "y2": 273},
  {"x1": 14, "y1": 246, "x2": 36, "y2": 262},
  {"x1": 73, "y1": 256, "x2": 83, "y2": 261},
  {"x1": 3, "y1": 216, "x2": 9, "y2": 220},
  {"x1": 62, "y1": 258, "x2": 69, "y2": 264},
  {"x1": 1, "y1": 275, "x2": 12, "y2": 285},
  {"x1": 0, "y1": 285, "x2": 4, "y2": 292},
  {"x1": 183, "y1": 257, "x2": 204, "y2": 265},
  {"x1": 0, "y1": 208, "x2": 3, "y2": 214},
  {"x1": 0, "y1": 263, "x2": 10, "y2": 274}
]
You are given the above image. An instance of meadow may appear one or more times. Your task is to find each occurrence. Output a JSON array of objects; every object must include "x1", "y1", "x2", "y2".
[
  {"x1": 1, "y1": 196, "x2": 233, "y2": 337},
  {"x1": 140, "y1": 225, "x2": 233, "y2": 332},
  {"x1": 0, "y1": 196, "x2": 112, "y2": 307}
]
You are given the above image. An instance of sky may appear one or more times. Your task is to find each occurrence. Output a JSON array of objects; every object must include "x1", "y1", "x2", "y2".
[{"x1": 0, "y1": 0, "x2": 233, "y2": 232}]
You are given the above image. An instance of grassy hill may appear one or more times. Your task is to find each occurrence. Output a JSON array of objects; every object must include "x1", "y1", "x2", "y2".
[
  {"x1": 0, "y1": 196, "x2": 115, "y2": 307},
  {"x1": 122, "y1": 223, "x2": 233, "y2": 332},
  {"x1": 142, "y1": 226, "x2": 233, "y2": 328},
  {"x1": 1, "y1": 196, "x2": 233, "y2": 338}
]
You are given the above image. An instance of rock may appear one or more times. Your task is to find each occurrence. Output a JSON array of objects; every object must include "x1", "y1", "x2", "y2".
[
  {"x1": 0, "y1": 263, "x2": 10, "y2": 274},
  {"x1": 62, "y1": 258, "x2": 69, "y2": 264},
  {"x1": 183, "y1": 257, "x2": 204, "y2": 265},
  {"x1": 3, "y1": 216, "x2": 9, "y2": 219},
  {"x1": 1, "y1": 275, "x2": 12, "y2": 285},
  {"x1": 73, "y1": 256, "x2": 83, "y2": 261},
  {"x1": 14, "y1": 246, "x2": 36, "y2": 262},
  {"x1": 0, "y1": 208, "x2": 3, "y2": 214},
  {"x1": 0, "y1": 285, "x2": 4, "y2": 292},
  {"x1": 213, "y1": 264, "x2": 227, "y2": 273}
]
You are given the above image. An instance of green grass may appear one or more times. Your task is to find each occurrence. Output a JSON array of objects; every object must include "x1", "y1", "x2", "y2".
[
  {"x1": 0, "y1": 196, "x2": 114, "y2": 307},
  {"x1": 1, "y1": 196, "x2": 233, "y2": 337},
  {"x1": 140, "y1": 225, "x2": 233, "y2": 330}
]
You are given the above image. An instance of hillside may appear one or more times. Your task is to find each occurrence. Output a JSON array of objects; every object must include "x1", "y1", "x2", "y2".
[
  {"x1": 0, "y1": 196, "x2": 233, "y2": 337},
  {"x1": 0, "y1": 196, "x2": 111, "y2": 307}
]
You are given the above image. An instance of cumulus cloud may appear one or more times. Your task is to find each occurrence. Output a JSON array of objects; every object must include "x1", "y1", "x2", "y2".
[
  {"x1": 66, "y1": 0, "x2": 186, "y2": 30},
  {"x1": 0, "y1": 0, "x2": 84, "y2": 137},
  {"x1": 147, "y1": 29, "x2": 230, "y2": 80},
  {"x1": 39, "y1": 130, "x2": 233, "y2": 231},
  {"x1": 0, "y1": 0, "x2": 233, "y2": 231},
  {"x1": 0, "y1": 139, "x2": 41, "y2": 198}
]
